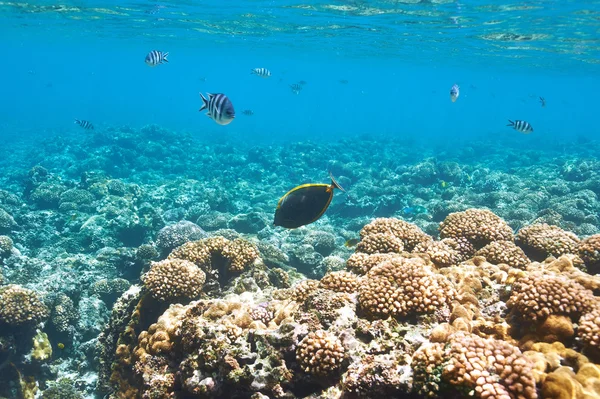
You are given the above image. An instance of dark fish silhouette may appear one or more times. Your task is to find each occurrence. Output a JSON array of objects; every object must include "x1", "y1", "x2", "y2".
[
  {"x1": 243, "y1": 110, "x2": 254, "y2": 116},
  {"x1": 539, "y1": 97, "x2": 546, "y2": 107},
  {"x1": 74, "y1": 119, "x2": 94, "y2": 130},
  {"x1": 274, "y1": 172, "x2": 345, "y2": 229},
  {"x1": 290, "y1": 83, "x2": 302, "y2": 95}
]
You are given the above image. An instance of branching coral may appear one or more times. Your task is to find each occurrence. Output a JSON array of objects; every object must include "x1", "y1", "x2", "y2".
[
  {"x1": 475, "y1": 240, "x2": 530, "y2": 269},
  {"x1": 296, "y1": 330, "x2": 345, "y2": 377},
  {"x1": 358, "y1": 257, "x2": 455, "y2": 319},
  {"x1": 516, "y1": 223, "x2": 580, "y2": 260},
  {"x1": 359, "y1": 217, "x2": 432, "y2": 251},
  {"x1": 143, "y1": 258, "x2": 206, "y2": 302},
  {"x1": 0, "y1": 284, "x2": 49, "y2": 327},
  {"x1": 507, "y1": 272, "x2": 595, "y2": 321},
  {"x1": 439, "y1": 208, "x2": 514, "y2": 248}
]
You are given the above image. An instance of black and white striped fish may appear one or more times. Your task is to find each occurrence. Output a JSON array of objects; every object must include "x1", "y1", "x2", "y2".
[
  {"x1": 290, "y1": 83, "x2": 302, "y2": 95},
  {"x1": 243, "y1": 109, "x2": 254, "y2": 116},
  {"x1": 145, "y1": 50, "x2": 169, "y2": 67},
  {"x1": 199, "y1": 93, "x2": 235, "y2": 125},
  {"x1": 251, "y1": 68, "x2": 271, "y2": 78},
  {"x1": 507, "y1": 119, "x2": 533, "y2": 134},
  {"x1": 74, "y1": 119, "x2": 94, "y2": 130}
]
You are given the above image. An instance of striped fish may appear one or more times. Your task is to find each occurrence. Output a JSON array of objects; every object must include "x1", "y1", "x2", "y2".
[
  {"x1": 145, "y1": 50, "x2": 169, "y2": 67},
  {"x1": 450, "y1": 84, "x2": 460, "y2": 102},
  {"x1": 243, "y1": 109, "x2": 254, "y2": 116},
  {"x1": 507, "y1": 119, "x2": 533, "y2": 134},
  {"x1": 74, "y1": 119, "x2": 94, "y2": 130},
  {"x1": 199, "y1": 93, "x2": 235, "y2": 126},
  {"x1": 251, "y1": 67, "x2": 271, "y2": 78}
]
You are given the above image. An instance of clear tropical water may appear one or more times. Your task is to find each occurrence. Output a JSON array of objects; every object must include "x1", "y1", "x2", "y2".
[{"x1": 2, "y1": 0, "x2": 599, "y2": 144}]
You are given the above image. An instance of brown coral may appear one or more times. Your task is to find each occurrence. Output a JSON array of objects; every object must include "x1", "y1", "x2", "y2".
[
  {"x1": 507, "y1": 272, "x2": 595, "y2": 321},
  {"x1": 0, "y1": 284, "x2": 49, "y2": 327},
  {"x1": 143, "y1": 259, "x2": 206, "y2": 302},
  {"x1": 290, "y1": 279, "x2": 320, "y2": 302},
  {"x1": 345, "y1": 252, "x2": 403, "y2": 275},
  {"x1": 359, "y1": 218, "x2": 432, "y2": 251},
  {"x1": 296, "y1": 330, "x2": 345, "y2": 377},
  {"x1": 579, "y1": 234, "x2": 600, "y2": 273},
  {"x1": 578, "y1": 304, "x2": 600, "y2": 350},
  {"x1": 358, "y1": 256, "x2": 455, "y2": 319},
  {"x1": 319, "y1": 271, "x2": 360, "y2": 293},
  {"x1": 516, "y1": 223, "x2": 580, "y2": 261},
  {"x1": 169, "y1": 236, "x2": 260, "y2": 274},
  {"x1": 475, "y1": 240, "x2": 531, "y2": 269},
  {"x1": 414, "y1": 237, "x2": 475, "y2": 268},
  {"x1": 413, "y1": 332, "x2": 538, "y2": 399},
  {"x1": 356, "y1": 232, "x2": 404, "y2": 254},
  {"x1": 439, "y1": 208, "x2": 514, "y2": 248}
]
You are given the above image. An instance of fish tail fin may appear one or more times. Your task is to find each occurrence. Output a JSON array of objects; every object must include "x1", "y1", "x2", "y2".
[
  {"x1": 507, "y1": 120, "x2": 514, "y2": 127},
  {"x1": 329, "y1": 171, "x2": 346, "y2": 193},
  {"x1": 74, "y1": 119, "x2": 79, "y2": 125},
  {"x1": 199, "y1": 93, "x2": 209, "y2": 112},
  {"x1": 163, "y1": 52, "x2": 169, "y2": 63},
  {"x1": 250, "y1": 69, "x2": 255, "y2": 74}
]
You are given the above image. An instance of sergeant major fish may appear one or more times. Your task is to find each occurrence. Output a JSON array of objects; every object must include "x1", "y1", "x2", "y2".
[
  {"x1": 450, "y1": 84, "x2": 460, "y2": 102},
  {"x1": 251, "y1": 68, "x2": 271, "y2": 78},
  {"x1": 199, "y1": 92, "x2": 235, "y2": 125},
  {"x1": 290, "y1": 83, "x2": 302, "y2": 95},
  {"x1": 145, "y1": 50, "x2": 169, "y2": 67},
  {"x1": 507, "y1": 119, "x2": 533, "y2": 134},
  {"x1": 74, "y1": 119, "x2": 94, "y2": 130}
]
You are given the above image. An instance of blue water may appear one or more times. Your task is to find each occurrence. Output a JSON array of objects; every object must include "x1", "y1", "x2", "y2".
[{"x1": 2, "y1": 0, "x2": 599, "y2": 145}]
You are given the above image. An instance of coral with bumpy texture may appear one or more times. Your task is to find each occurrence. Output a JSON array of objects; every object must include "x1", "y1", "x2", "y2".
[
  {"x1": 414, "y1": 237, "x2": 474, "y2": 268},
  {"x1": 516, "y1": 223, "x2": 580, "y2": 260},
  {"x1": 475, "y1": 240, "x2": 530, "y2": 269},
  {"x1": 413, "y1": 332, "x2": 537, "y2": 399},
  {"x1": 579, "y1": 234, "x2": 600, "y2": 272},
  {"x1": 356, "y1": 233, "x2": 404, "y2": 254},
  {"x1": 358, "y1": 257, "x2": 455, "y2": 319},
  {"x1": 345, "y1": 252, "x2": 402, "y2": 275},
  {"x1": 290, "y1": 279, "x2": 320, "y2": 302},
  {"x1": 319, "y1": 271, "x2": 360, "y2": 293},
  {"x1": 296, "y1": 330, "x2": 345, "y2": 377},
  {"x1": 577, "y1": 304, "x2": 600, "y2": 349},
  {"x1": 359, "y1": 218, "x2": 432, "y2": 251},
  {"x1": 507, "y1": 272, "x2": 595, "y2": 321},
  {"x1": 155, "y1": 221, "x2": 207, "y2": 254},
  {"x1": 0, "y1": 285, "x2": 49, "y2": 327},
  {"x1": 169, "y1": 236, "x2": 259, "y2": 273},
  {"x1": 0, "y1": 235, "x2": 13, "y2": 256},
  {"x1": 439, "y1": 209, "x2": 513, "y2": 248},
  {"x1": 143, "y1": 259, "x2": 206, "y2": 302}
]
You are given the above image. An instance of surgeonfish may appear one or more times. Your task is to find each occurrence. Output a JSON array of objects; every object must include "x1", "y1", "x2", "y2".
[
  {"x1": 274, "y1": 172, "x2": 346, "y2": 229},
  {"x1": 507, "y1": 119, "x2": 533, "y2": 134},
  {"x1": 199, "y1": 93, "x2": 235, "y2": 125},
  {"x1": 450, "y1": 84, "x2": 460, "y2": 102},
  {"x1": 290, "y1": 83, "x2": 302, "y2": 95},
  {"x1": 251, "y1": 68, "x2": 271, "y2": 78},
  {"x1": 344, "y1": 238, "x2": 359, "y2": 248},
  {"x1": 74, "y1": 119, "x2": 94, "y2": 130},
  {"x1": 145, "y1": 50, "x2": 169, "y2": 66}
]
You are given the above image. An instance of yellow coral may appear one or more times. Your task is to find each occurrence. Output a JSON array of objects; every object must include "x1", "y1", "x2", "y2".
[{"x1": 31, "y1": 329, "x2": 52, "y2": 361}]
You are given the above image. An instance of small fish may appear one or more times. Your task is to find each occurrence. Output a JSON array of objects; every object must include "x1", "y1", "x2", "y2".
[
  {"x1": 74, "y1": 119, "x2": 94, "y2": 130},
  {"x1": 339, "y1": 79, "x2": 349, "y2": 84},
  {"x1": 57, "y1": 343, "x2": 65, "y2": 349},
  {"x1": 145, "y1": 50, "x2": 169, "y2": 67},
  {"x1": 199, "y1": 92, "x2": 235, "y2": 125},
  {"x1": 440, "y1": 180, "x2": 448, "y2": 189},
  {"x1": 507, "y1": 119, "x2": 533, "y2": 134},
  {"x1": 402, "y1": 205, "x2": 427, "y2": 216},
  {"x1": 290, "y1": 83, "x2": 303, "y2": 95},
  {"x1": 274, "y1": 172, "x2": 346, "y2": 229},
  {"x1": 344, "y1": 238, "x2": 359, "y2": 248},
  {"x1": 450, "y1": 84, "x2": 460, "y2": 102},
  {"x1": 539, "y1": 97, "x2": 546, "y2": 107},
  {"x1": 251, "y1": 68, "x2": 271, "y2": 78},
  {"x1": 298, "y1": 80, "x2": 307, "y2": 86},
  {"x1": 242, "y1": 110, "x2": 254, "y2": 116}
]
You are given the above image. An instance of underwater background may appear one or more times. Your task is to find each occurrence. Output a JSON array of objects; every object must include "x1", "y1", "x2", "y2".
[{"x1": 1, "y1": 1, "x2": 600, "y2": 398}]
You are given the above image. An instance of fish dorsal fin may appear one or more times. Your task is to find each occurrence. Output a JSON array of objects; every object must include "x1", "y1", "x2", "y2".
[{"x1": 329, "y1": 171, "x2": 346, "y2": 192}]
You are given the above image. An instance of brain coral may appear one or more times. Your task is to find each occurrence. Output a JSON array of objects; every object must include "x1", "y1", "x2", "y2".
[
  {"x1": 169, "y1": 236, "x2": 260, "y2": 274},
  {"x1": 296, "y1": 330, "x2": 345, "y2": 377},
  {"x1": 0, "y1": 284, "x2": 49, "y2": 327},
  {"x1": 507, "y1": 272, "x2": 595, "y2": 321},
  {"x1": 358, "y1": 256, "x2": 455, "y2": 319},
  {"x1": 516, "y1": 223, "x2": 580, "y2": 260},
  {"x1": 359, "y1": 218, "x2": 432, "y2": 251},
  {"x1": 143, "y1": 259, "x2": 206, "y2": 302},
  {"x1": 439, "y1": 209, "x2": 514, "y2": 248},
  {"x1": 413, "y1": 332, "x2": 537, "y2": 399},
  {"x1": 475, "y1": 240, "x2": 530, "y2": 269},
  {"x1": 579, "y1": 234, "x2": 600, "y2": 273}
]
